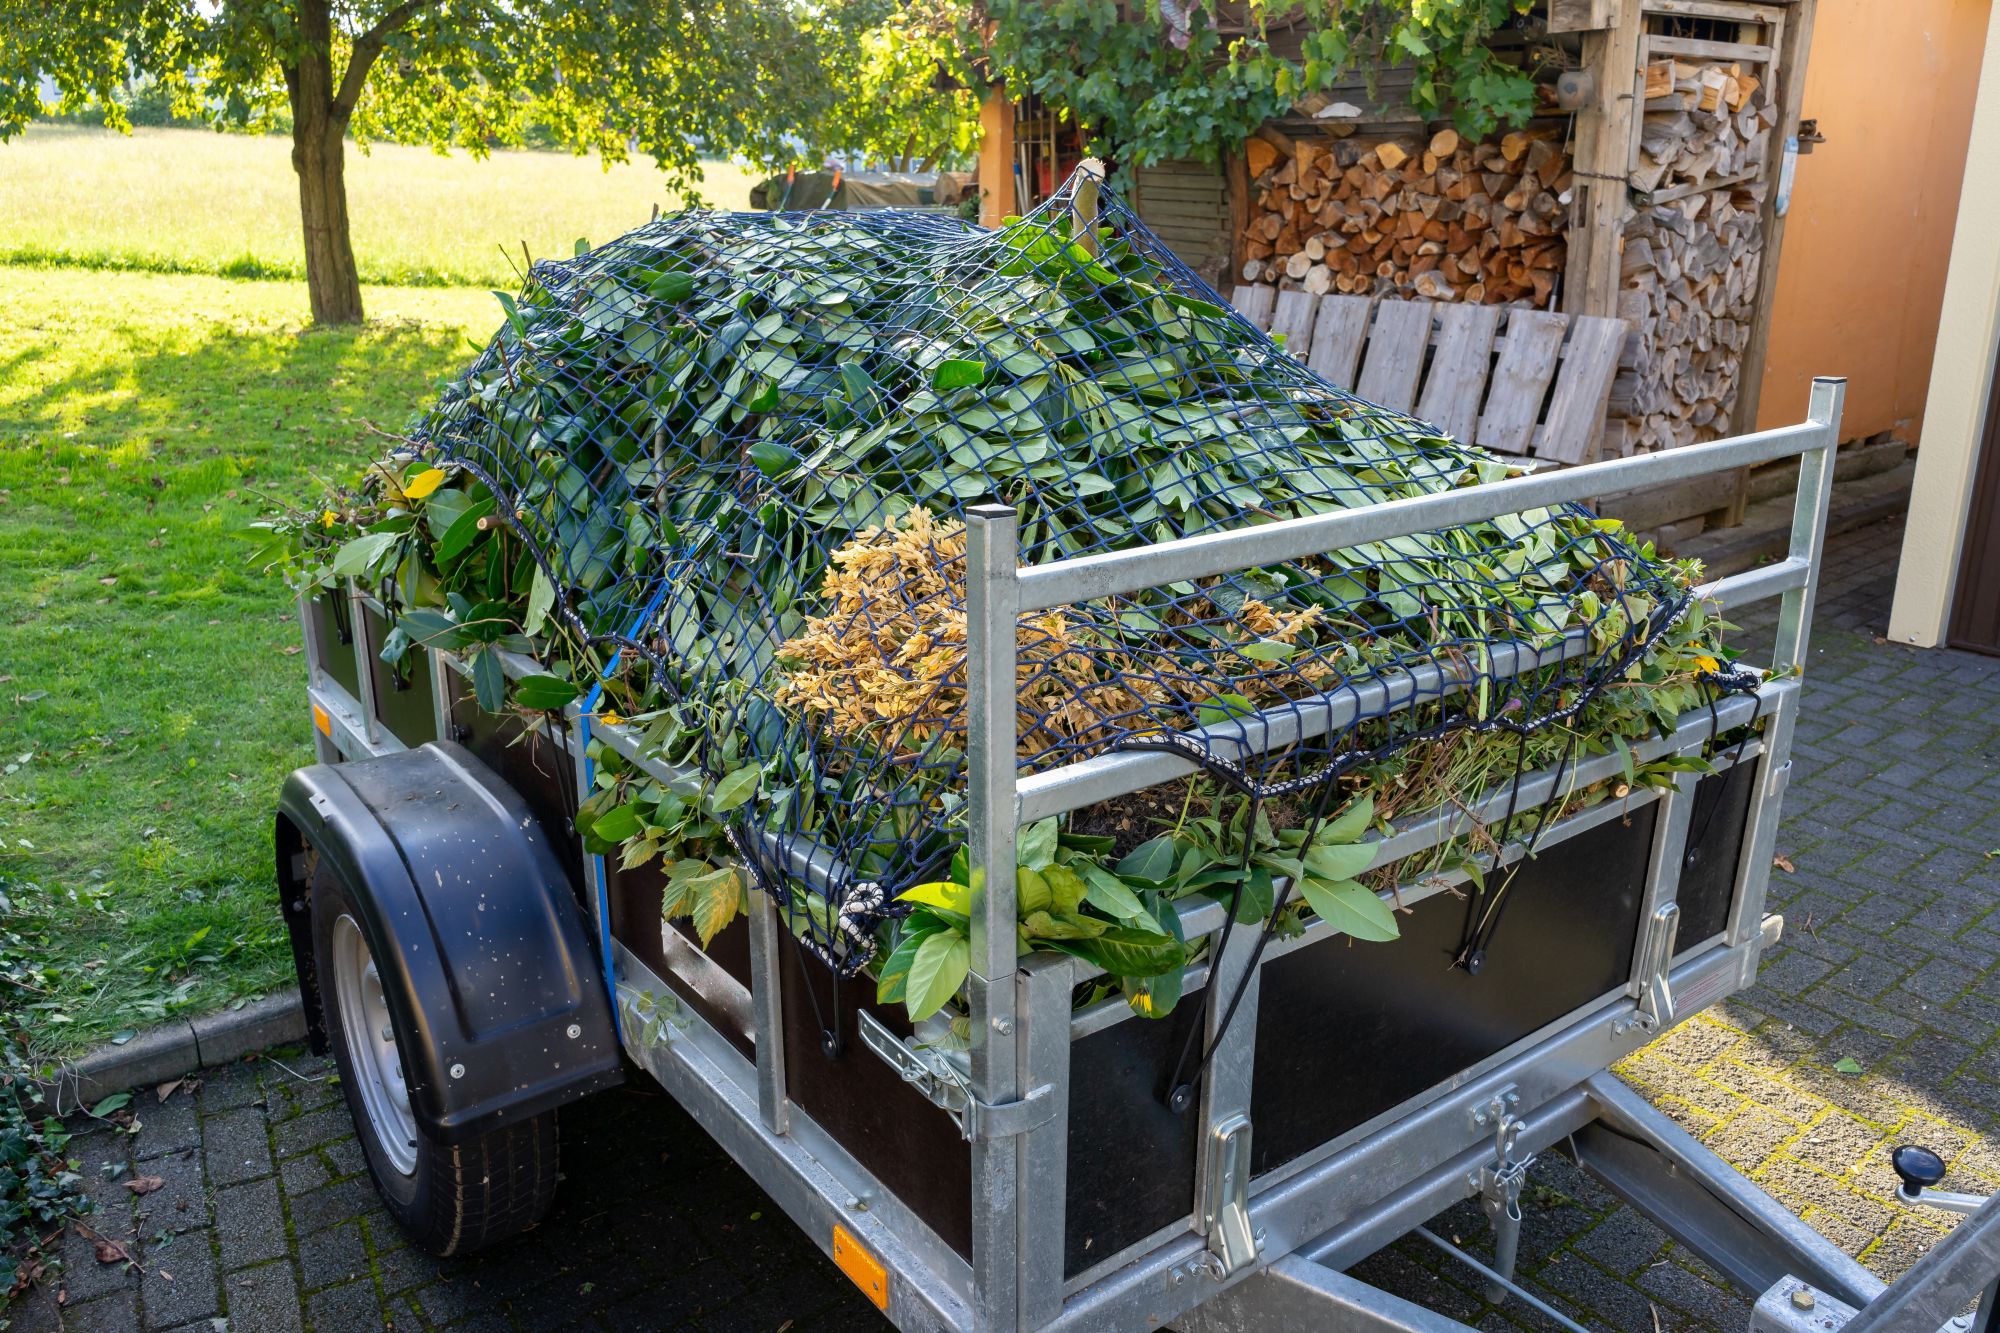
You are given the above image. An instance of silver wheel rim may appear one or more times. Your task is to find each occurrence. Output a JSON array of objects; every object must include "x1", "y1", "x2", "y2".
[{"x1": 330, "y1": 914, "x2": 419, "y2": 1176}]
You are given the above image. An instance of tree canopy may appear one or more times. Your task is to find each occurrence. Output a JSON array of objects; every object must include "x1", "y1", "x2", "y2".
[{"x1": 1, "y1": 0, "x2": 975, "y2": 323}]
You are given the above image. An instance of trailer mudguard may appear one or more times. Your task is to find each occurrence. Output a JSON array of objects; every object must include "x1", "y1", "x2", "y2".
[{"x1": 274, "y1": 741, "x2": 621, "y2": 1143}]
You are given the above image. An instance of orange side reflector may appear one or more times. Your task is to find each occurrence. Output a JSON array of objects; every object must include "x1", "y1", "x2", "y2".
[
  {"x1": 832, "y1": 1224, "x2": 888, "y2": 1310},
  {"x1": 312, "y1": 703, "x2": 332, "y2": 737}
]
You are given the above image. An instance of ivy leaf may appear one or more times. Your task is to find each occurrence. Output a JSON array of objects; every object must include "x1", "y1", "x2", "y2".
[
  {"x1": 906, "y1": 931, "x2": 970, "y2": 1021},
  {"x1": 1295, "y1": 877, "x2": 1399, "y2": 942}
]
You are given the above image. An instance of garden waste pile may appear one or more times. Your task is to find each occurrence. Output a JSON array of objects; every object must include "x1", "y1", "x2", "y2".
[{"x1": 280, "y1": 166, "x2": 1754, "y2": 1030}]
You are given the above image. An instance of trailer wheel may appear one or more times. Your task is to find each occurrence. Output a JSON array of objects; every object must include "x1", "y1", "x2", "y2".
[{"x1": 312, "y1": 870, "x2": 560, "y2": 1256}]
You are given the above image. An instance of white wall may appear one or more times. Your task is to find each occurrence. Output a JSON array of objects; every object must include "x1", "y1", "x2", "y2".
[{"x1": 1889, "y1": 1, "x2": 2000, "y2": 645}]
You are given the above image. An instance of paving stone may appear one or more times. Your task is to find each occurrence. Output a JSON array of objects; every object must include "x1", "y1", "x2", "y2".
[
  {"x1": 215, "y1": 1176, "x2": 287, "y2": 1271},
  {"x1": 135, "y1": 1090, "x2": 204, "y2": 1161},
  {"x1": 297, "y1": 1217, "x2": 370, "y2": 1293},
  {"x1": 222, "y1": 1261, "x2": 306, "y2": 1333},
  {"x1": 195, "y1": 1062, "x2": 266, "y2": 1115},
  {"x1": 51, "y1": 1289, "x2": 141, "y2": 1333},
  {"x1": 305, "y1": 1277, "x2": 386, "y2": 1332},
  {"x1": 201, "y1": 1106, "x2": 273, "y2": 1188},
  {"x1": 139, "y1": 1227, "x2": 220, "y2": 1328},
  {"x1": 133, "y1": 1148, "x2": 211, "y2": 1239}
]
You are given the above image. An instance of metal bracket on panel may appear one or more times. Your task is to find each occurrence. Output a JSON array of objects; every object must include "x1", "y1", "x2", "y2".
[
  {"x1": 1193, "y1": 1114, "x2": 1262, "y2": 1281},
  {"x1": 1616, "y1": 902, "x2": 1681, "y2": 1036},
  {"x1": 855, "y1": 1011, "x2": 1055, "y2": 1143}
]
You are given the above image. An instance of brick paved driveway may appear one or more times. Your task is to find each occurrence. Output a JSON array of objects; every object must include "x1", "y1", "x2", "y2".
[{"x1": 9, "y1": 516, "x2": 1997, "y2": 1333}]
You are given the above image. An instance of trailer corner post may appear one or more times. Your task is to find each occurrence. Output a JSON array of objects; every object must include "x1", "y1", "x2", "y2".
[
  {"x1": 1773, "y1": 377, "x2": 1846, "y2": 674},
  {"x1": 966, "y1": 504, "x2": 1025, "y2": 1333}
]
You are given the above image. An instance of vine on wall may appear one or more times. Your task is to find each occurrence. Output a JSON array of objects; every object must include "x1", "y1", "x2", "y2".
[{"x1": 981, "y1": 0, "x2": 1541, "y2": 169}]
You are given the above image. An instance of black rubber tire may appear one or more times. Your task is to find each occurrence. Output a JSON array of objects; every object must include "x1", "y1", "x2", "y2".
[{"x1": 310, "y1": 863, "x2": 560, "y2": 1257}]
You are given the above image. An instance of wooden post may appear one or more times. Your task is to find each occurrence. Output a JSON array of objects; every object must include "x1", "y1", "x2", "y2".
[
  {"x1": 978, "y1": 85, "x2": 1016, "y2": 229},
  {"x1": 1723, "y1": 0, "x2": 1822, "y2": 524},
  {"x1": 1223, "y1": 146, "x2": 1251, "y2": 285},
  {"x1": 1563, "y1": 1, "x2": 1646, "y2": 322}
]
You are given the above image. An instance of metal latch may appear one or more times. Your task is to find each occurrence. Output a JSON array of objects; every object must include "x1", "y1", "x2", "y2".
[
  {"x1": 1469, "y1": 1090, "x2": 1533, "y2": 1302},
  {"x1": 1173, "y1": 1114, "x2": 1262, "y2": 1286},
  {"x1": 856, "y1": 1011, "x2": 1056, "y2": 1143},
  {"x1": 1616, "y1": 902, "x2": 1680, "y2": 1036}
]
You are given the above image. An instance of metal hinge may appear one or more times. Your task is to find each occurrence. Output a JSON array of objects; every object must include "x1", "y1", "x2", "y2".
[
  {"x1": 1615, "y1": 902, "x2": 1680, "y2": 1036},
  {"x1": 856, "y1": 1011, "x2": 1056, "y2": 1143}
]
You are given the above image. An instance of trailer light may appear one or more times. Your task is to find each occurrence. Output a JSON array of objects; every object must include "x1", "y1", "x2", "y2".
[
  {"x1": 832, "y1": 1224, "x2": 888, "y2": 1310},
  {"x1": 312, "y1": 703, "x2": 332, "y2": 737}
]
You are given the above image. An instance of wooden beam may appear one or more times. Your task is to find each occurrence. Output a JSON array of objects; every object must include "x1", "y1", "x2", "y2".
[
  {"x1": 1726, "y1": 0, "x2": 1820, "y2": 519},
  {"x1": 978, "y1": 86, "x2": 1016, "y2": 229},
  {"x1": 1563, "y1": 0, "x2": 1647, "y2": 320},
  {"x1": 1548, "y1": 0, "x2": 1614, "y2": 32},
  {"x1": 1224, "y1": 147, "x2": 1251, "y2": 283}
]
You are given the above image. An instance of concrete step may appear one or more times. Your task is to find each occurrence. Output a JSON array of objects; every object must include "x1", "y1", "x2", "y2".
[{"x1": 1669, "y1": 459, "x2": 1914, "y2": 577}]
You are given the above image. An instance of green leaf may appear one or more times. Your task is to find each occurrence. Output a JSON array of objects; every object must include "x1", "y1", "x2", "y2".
[
  {"x1": 1295, "y1": 877, "x2": 1399, "y2": 942},
  {"x1": 1319, "y1": 792, "x2": 1375, "y2": 844},
  {"x1": 932, "y1": 359, "x2": 985, "y2": 391},
  {"x1": 590, "y1": 802, "x2": 643, "y2": 843},
  {"x1": 89, "y1": 1092, "x2": 133, "y2": 1118},
  {"x1": 689, "y1": 866, "x2": 744, "y2": 946},
  {"x1": 524, "y1": 564, "x2": 556, "y2": 637},
  {"x1": 1079, "y1": 864, "x2": 1150, "y2": 923},
  {"x1": 329, "y1": 530, "x2": 399, "y2": 578},
  {"x1": 1833, "y1": 1057, "x2": 1865, "y2": 1076},
  {"x1": 1116, "y1": 835, "x2": 1179, "y2": 886},
  {"x1": 470, "y1": 645, "x2": 506, "y2": 713},
  {"x1": 876, "y1": 928, "x2": 934, "y2": 1004},
  {"x1": 906, "y1": 931, "x2": 970, "y2": 1021},
  {"x1": 649, "y1": 270, "x2": 695, "y2": 303},
  {"x1": 1042, "y1": 865, "x2": 1087, "y2": 915},
  {"x1": 1016, "y1": 865, "x2": 1052, "y2": 915},
  {"x1": 1237, "y1": 639, "x2": 1300, "y2": 662},
  {"x1": 1047, "y1": 927, "x2": 1187, "y2": 979},
  {"x1": 1303, "y1": 841, "x2": 1377, "y2": 882},
  {"x1": 1021, "y1": 910, "x2": 1106, "y2": 940},
  {"x1": 513, "y1": 674, "x2": 577, "y2": 711},
  {"x1": 434, "y1": 497, "x2": 495, "y2": 563},
  {"x1": 1195, "y1": 692, "x2": 1256, "y2": 727},
  {"x1": 1016, "y1": 817, "x2": 1059, "y2": 870},
  {"x1": 707, "y1": 764, "x2": 761, "y2": 814},
  {"x1": 899, "y1": 880, "x2": 970, "y2": 914}
]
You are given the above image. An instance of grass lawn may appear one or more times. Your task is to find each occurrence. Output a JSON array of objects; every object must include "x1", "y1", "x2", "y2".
[
  {"x1": 0, "y1": 268, "x2": 501, "y2": 1058},
  {"x1": 0, "y1": 125, "x2": 761, "y2": 289}
]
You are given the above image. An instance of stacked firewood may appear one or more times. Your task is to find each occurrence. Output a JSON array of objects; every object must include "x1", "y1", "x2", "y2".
[
  {"x1": 1238, "y1": 125, "x2": 1572, "y2": 306},
  {"x1": 1612, "y1": 60, "x2": 1778, "y2": 450}
]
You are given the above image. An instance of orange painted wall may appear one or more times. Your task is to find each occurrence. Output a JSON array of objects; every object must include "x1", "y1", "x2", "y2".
[{"x1": 1754, "y1": 0, "x2": 1990, "y2": 441}]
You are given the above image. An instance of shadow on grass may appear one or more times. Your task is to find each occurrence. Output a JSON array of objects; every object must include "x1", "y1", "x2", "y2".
[{"x1": 0, "y1": 302, "x2": 475, "y2": 1055}]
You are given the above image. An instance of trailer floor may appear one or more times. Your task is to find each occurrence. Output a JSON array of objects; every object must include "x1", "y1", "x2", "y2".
[{"x1": 11, "y1": 516, "x2": 1998, "y2": 1333}]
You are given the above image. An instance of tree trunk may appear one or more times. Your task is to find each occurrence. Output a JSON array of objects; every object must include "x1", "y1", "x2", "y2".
[{"x1": 288, "y1": 0, "x2": 364, "y2": 325}]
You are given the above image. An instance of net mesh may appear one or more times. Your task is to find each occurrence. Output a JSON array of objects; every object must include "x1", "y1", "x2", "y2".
[{"x1": 408, "y1": 166, "x2": 1700, "y2": 976}]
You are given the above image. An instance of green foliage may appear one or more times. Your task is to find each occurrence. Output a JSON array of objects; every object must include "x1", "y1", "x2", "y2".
[{"x1": 985, "y1": 0, "x2": 1541, "y2": 169}]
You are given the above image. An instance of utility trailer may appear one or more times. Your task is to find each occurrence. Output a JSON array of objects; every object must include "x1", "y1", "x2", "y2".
[{"x1": 277, "y1": 375, "x2": 2000, "y2": 1331}]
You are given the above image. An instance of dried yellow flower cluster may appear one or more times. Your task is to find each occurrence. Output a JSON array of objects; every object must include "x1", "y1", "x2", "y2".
[{"x1": 773, "y1": 509, "x2": 1342, "y2": 761}]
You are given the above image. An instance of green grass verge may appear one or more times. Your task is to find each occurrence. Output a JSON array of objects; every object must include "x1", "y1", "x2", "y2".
[
  {"x1": 0, "y1": 269, "x2": 500, "y2": 1058},
  {"x1": 0, "y1": 125, "x2": 761, "y2": 290}
]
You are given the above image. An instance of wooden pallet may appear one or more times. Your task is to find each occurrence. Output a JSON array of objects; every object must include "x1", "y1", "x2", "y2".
[{"x1": 1229, "y1": 285, "x2": 1627, "y2": 465}]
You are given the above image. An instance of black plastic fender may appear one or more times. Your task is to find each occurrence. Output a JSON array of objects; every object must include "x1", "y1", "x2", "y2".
[{"x1": 274, "y1": 742, "x2": 621, "y2": 1143}]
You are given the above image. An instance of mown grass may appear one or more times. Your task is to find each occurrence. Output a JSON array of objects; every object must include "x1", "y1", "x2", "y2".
[
  {"x1": 0, "y1": 125, "x2": 761, "y2": 289},
  {"x1": 0, "y1": 269, "x2": 501, "y2": 1056}
]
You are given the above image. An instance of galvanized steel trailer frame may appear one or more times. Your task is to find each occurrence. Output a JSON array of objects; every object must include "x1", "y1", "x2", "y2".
[{"x1": 298, "y1": 377, "x2": 2000, "y2": 1331}]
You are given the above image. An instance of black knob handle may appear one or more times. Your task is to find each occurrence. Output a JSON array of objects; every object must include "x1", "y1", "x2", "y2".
[{"x1": 1891, "y1": 1144, "x2": 1947, "y2": 1194}]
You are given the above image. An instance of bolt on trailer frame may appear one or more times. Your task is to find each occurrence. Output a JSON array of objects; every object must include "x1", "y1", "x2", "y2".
[{"x1": 293, "y1": 376, "x2": 2000, "y2": 1331}]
